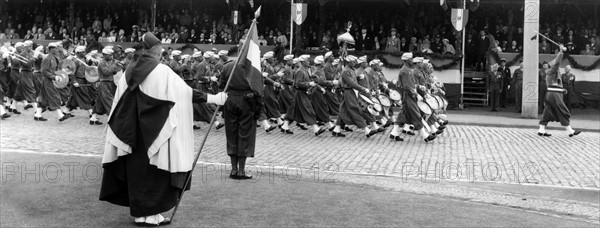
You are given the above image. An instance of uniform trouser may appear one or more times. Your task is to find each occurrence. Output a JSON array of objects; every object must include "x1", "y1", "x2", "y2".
[
  {"x1": 223, "y1": 93, "x2": 257, "y2": 158},
  {"x1": 489, "y1": 88, "x2": 500, "y2": 110},
  {"x1": 514, "y1": 83, "x2": 522, "y2": 112},
  {"x1": 500, "y1": 85, "x2": 508, "y2": 107}
]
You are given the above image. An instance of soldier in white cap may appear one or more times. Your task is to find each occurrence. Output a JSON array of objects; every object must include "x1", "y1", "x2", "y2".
[
  {"x1": 214, "y1": 50, "x2": 229, "y2": 75},
  {"x1": 190, "y1": 51, "x2": 225, "y2": 130},
  {"x1": 12, "y1": 40, "x2": 38, "y2": 115},
  {"x1": 311, "y1": 55, "x2": 334, "y2": 129},
  {"x1": 6, "y1": 42, "x2": 24, "y2": 115},
  {"x1": 278, "y1": 54, "x2": 295, "y2": 118},
  {"x1": 90, "y1": 47, "x2": 121, "y2": 125},
  {"x1": 321, "y1": 51, "x2": 340, "y2": 117},
  {"x1": 168, "y1": 50, "x2": 186, "y2": 79},
  {"x1": 356, "y1": 55, "x2": 383, "y2": 134},
  {"x1": 330, "y1": 55, "x2": 377, "y2": 138},
  {"x1": 67, "y1": 45, "x2": 97, "y2": 123},
  {"x1": 258, "y1": 51, "x2": 281, "y2": 133},
  {"x1": 280, "y1": 55, "x2": 327, "y2": 136},
  {"x1": 37, "y1": 42, "x2": 69, "y2": 122}
]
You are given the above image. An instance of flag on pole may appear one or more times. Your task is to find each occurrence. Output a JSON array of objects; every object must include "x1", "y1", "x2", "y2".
[
  {"x1": 292, "y1": 2, "x2": 308, "y2": 25},
  {"x1": 451, "y1": 8, "x2": 469, "y2": 31},
  {"x1": 237, "y1": 7, "x2": 263, "y2": 96}
]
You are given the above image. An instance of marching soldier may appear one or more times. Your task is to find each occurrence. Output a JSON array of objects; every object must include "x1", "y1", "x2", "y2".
[
  {"x1": 12, "y1": 41, "x2": 38, "y2": 115},
  {"x1": 356, "y1": 55, "x2": 383, "y2": 133},
  {"x1": 67, "y1": 46, "x2": 97, "y2": 123},
  {"x1": 322, "y1": 51, "x2": 340, "y2": 117},
  {"x1": 278, "y1": 54, "x2": 295, "y2": 119},
  {"x1": 311, "y1": 55, "x2": 333, "y2": 129},
  {"x1": 259, "y1": 51, "x2": 282, "y2": 133},
  {"x1": 537, "y1": 45, "x2": 581, "y2": 137},
  {"x1": 90, "y1": 47, "x2": 120, "y2": 125},
  {"x1": 38, "y1": 42, "x2": 70, "y2": 122}
]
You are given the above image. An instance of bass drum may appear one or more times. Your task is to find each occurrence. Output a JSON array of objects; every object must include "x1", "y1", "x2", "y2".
[{"x1": 113, "y1": 70, "x2": 124, "y2": 86}]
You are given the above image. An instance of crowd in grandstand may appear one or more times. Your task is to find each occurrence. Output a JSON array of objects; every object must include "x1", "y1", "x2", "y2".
[{"x1": 1, "y1": 1, "x2": 599, "y2": 59}]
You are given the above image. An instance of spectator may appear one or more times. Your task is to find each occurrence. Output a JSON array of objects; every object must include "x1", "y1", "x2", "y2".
[
  {"x1": 442, "y1": 38, "x2": 455, "y2": 54},
  {"x1": 172, "y1": 33, "x2": 182, "y2": 44},
  {"x1": 580, "y1": 44, "x2": 595, "y2": 55},
  {"x1": 276, "y1": 31, "x2": 288, "y2": 47},
  {"x1": 431, "y1": 34, "x2": 444, "y2": 54},
  {"x1": 46, "y1": 28, "x2": 57, "y2": 40},
  {"x1": 320, "y1": 30, "x2": 333, "y2": 49},
  {"x1": 23, "y1": 30, "x2": 34, "y2": 40},
  {"x1": 187, "y1": 29, "x2": 197, "y2": 43},
  {"x1": 385, "y1": 28, "x2": 400, "y2": 52},
  {"x1": 98, "y1": 31, "x2": 110, "y2": 42},
  {"x1": 116, "y1": 29, "x2": 127, "y2": 42},
  {"x1": 103, "y1": 15, "x2": 112, "y2": 32},
  {"x1": 506, "y1": 40, "x2": 521, "y2": 53},
  {"x1": 356, "y1": 27, "x2": 374, "y2": 50},
  {"x1": 399, "y1": 37, "x2": 408, "y2": 52},
  {"x1": 539, "y1": 39, "x2": 552, "y2": 54},
  {"x1": 407, "y1": 37, "x2": 418, "y2": 53},
  {"x1": 592, "y1": 36, "x2": 600, "y2": 55},
  {"x1": 475, "y1": 30, "x2": 490, "y2": 71},
  {"x1": 108, "y1": 30, "x2": 116, "y2": 42},
  {"x1": 161, "y1": 33, "x2": 171, "y2": 43},
  {"x1": 258, "y1": 35, "x2": 267, "y2": 46}
]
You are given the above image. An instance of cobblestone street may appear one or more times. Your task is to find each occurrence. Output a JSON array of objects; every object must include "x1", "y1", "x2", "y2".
[{"x1": 2, "y1": 109, "x2": 598, "y2": 189}]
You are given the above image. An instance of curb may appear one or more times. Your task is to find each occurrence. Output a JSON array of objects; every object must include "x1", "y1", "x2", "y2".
[{"x1": 451, "y1": 121, "x2": 600, "y2": 132}]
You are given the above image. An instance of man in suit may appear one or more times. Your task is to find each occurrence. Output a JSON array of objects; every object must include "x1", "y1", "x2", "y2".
[
  {"x1": 487, "y1": 63, "x2": 502, "y2": 112},
  {"x1": 46, "y1": 28, "x2": 57, "y2": 40},
  {"x1": 498, "y1": 58, "x2": 511, "y2": 108},
  {"x1": 356, "y1": 28, "x2": 374, "y2": 51},
  {"x1": 476, "y1": 30, "x2": 490, "y2": 71}
]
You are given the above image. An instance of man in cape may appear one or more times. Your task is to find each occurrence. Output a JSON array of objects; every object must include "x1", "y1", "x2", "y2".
[{"x1": 99, "y1": 32, "x2": 227, "y2": 226}]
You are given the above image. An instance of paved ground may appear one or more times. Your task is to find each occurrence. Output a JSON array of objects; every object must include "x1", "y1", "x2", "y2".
[
  {"x1": 1, "y1": 152, "x2": 597, "y2": 227},
  {"x1": 449, "y1": 107, "x2": 600, "y2": 131},
  {"x1": 1, "y1": 108, "x2": 599, "y2": 190}
]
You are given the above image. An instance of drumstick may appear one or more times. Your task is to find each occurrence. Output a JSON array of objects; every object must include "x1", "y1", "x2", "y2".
[{"x1": 533, "y1": 30, "x2": 564, "y2": 48}]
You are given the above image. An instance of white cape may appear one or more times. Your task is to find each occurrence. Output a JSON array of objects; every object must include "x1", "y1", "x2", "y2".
[{"x1": 102, "y1": 64, "x2": 194, "y2": 173}]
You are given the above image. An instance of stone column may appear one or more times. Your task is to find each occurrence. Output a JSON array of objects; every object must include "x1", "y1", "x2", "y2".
[{"x1": 522, "y1": 0, "x2": 540, "y2": 118}]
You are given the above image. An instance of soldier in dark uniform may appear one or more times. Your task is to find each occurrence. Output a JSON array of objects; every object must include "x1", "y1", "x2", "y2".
[
  {"x1": 7, "y1": 42, "x2": 23, "y2": 114},
  {"x1": 192, "y1": 51, "x2": 224, "y2": 130},
  {"x1": 278, "y1": 55, "x2": 295, "y2": 118},
  {"x1": 330, "y1": 55, "x2": 377, "y2": 138},
  {"x1": 356, "y1": 56, "x2": 382, "y2": 133},
  {"x1": 322, "y1": 51, "x2": 340, "y2": 117},
  {"x1": 561, "y1": 65, "x2": 576, "y2": 110},
  {"x1": 219, "y1": 55, "x2": 260, "y2": 179},
  {"x1": 90, "y1": 47, "x2": 120, "y2": 125},
  {"x1": 311, "y1": 55, "x2": 333, "y2": 128},
  {"x1": 512, "y1": 61, "x2": 523, "y2": 113},
  {"x1": 538, "y1": 46, "x2": 581, "y2": 137},
  {"x1": 168, "y1": 50, "x2": 185, "y2": 78},
  {"x1": 487, "y1": 63, "x2": 502, "y2": 112},
  {"x1": 259, "y1": 51, "x2": 282, "y2": 132},
  {"x1": 0, "y1": 48, "x2": 10, "y2": 111},
  {"x1": 67, "y1": 46, "x2": 97, "y2": 123},
  {"x1": 13, "y1": 41, "x2": 38, "y2": 115},
  {"x1": 280, "y1": 55, "x2": 326, "y2": 136},
  {"x1": 38, "y1": 42, "x2": 70, "y2": 121},
  {"x1": 389, "y1": 52, "x2": 413, "y2": 141},
  {"x1": 498, "y1": 58, "x2": 511, "y2": 108}
]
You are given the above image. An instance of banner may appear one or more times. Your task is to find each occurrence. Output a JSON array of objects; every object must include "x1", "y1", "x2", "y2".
[
  {"x1": 450, "y1": 8, "x2": 469, "y2": 31},
  {"x1": 232, "y1": 11, "x2": 239, "y2": 25},
  {"x1": 292, "y1": 3, "x2": 307, "y2": 25}
]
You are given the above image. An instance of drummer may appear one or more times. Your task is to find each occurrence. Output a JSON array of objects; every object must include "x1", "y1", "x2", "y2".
[
  {"x1": 356, "y1": 56, "x2": 383, "y2": 134},
  {"x1": 67, "y1": 45, "x2": 97, "y2": 123},
  {"x1": 90, "y1": 47, "x2": 120, "y2": 125},
  {"x1": 38, "y1": 42, "x2": 70, "y2": 122},
  {"x1": 366, "y1": 59, "x2": 392, "y2": 128},
  {"x1": 415, "y1": 59, "x2": 443, "y2": 136}
]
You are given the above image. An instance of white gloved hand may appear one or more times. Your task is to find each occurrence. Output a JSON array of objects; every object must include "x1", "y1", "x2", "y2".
[
  {"x1": 332, "y1": 80, "x2": 339, "y2": 85},
  {"x1": 277, "y1": 72, "x2": 284, "y2": 77},
  {"x1": 73, "y1": 82, "x2": 80, "y2": 87},
  {"x1": 262, "y1": 72, "x2": 269, "y2": 77},
  {"x1": 207, "y1": 92, "x2": 228, "y2": 106},
  {"x1": 210, "y1": 76, "x2": 218, "y2": 82},
  {"x1": 274, "y1": 82, "x2": 281, "y2": 87},
  {"x1": 309, "y1": 81, "x2": 316, "y2": 87},
  {"x1": 359, "y1": 74, "x2": 365, "y2": 79}
]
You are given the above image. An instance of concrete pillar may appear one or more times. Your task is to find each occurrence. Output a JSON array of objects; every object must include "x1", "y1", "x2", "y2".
[
  {"x1": 522, "y1": 0, "x2": 540, "y2": 118},
  {"x1": 151, "y1": 0, "x2": 157, "y2": 29}
]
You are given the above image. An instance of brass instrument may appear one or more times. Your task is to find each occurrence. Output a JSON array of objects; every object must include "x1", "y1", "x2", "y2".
[{"x1": 8, "y1": 52, "x2": 30, "y2": 64}]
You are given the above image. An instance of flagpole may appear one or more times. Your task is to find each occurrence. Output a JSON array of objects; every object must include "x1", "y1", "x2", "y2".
[
  {"x1": 460, "y1": 0, "x2": 466, "y2": 109},
  {"x1": 290, "y1": 0, "x2": 294, "y2": 54},
  {"x1": 169, "y1": 8, "x2": 261, "y2": 223}
]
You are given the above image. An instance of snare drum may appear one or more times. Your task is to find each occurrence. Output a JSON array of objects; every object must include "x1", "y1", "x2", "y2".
[
  {"x1": 417, "y1": 100, "x2": 432, "y2": 115},
  {"x1": 425, "y1": 96, "x2": 439, "y2": 110},
  {"x1": 378, "y1": 95, "x2": 392, "y2": 107},
  {"x1": 388, "y1": 90, "x2": 401, "y2": 101}
]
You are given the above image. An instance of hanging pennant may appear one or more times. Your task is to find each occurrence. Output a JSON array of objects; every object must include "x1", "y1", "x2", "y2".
[
  {"x1": 291, "y1": 3, "x2": 308, "y2": 25},
  {"x1": 451, "y1": 8, "x2": 469, "y2": 31}
]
